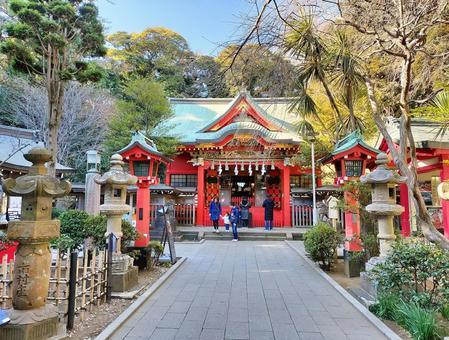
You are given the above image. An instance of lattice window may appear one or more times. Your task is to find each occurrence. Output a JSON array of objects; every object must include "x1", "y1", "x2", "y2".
[
  {"x1": 345, "y1": 160, "x2": 363, "y2": 177},
  {"x1": 171, "y1": 174, "x2": 197, "y2": 187}
]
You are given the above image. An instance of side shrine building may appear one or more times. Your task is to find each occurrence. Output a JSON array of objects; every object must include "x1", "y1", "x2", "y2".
[{"x1": 165, "y1": 91, "x2": 320, "y2": 227}]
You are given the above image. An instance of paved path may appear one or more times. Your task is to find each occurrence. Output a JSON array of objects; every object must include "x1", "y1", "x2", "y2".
[{"x1": 112, "y1": 241, "x2": 387, "y2": 340}]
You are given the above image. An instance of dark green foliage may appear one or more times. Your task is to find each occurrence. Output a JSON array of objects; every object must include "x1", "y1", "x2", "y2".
[
  {"x1": 58, "y1": 209, "x2": 90, "y2": 250},
  {"x1": 304, "y1": 222, "x2": 342, "y2": 270},
  {"x1": 395, "y1": 301, "x2": 440, "y2": 340},
  {"x1": 440, "y1": 304, "x2": 449, "y2": 321},
  {"x1": 369, "y1": 238, "x2": 449, "y2": 309},
  {"x1": 369, "y1": 293, "x2": 400, "y2": 320},
  {"x1": 2, "y1": 0, "x2": 106, "y2": 81},
  {"x1": 139, "y1": 240, "x2": 164, "y2": 270},
  {"x1": 56, "y1": 210, "x2": 137, "y2": 251}
]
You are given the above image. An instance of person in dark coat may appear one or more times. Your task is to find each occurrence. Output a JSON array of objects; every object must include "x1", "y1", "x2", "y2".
[
  {"x1": 230, "y1": 203, "x2": 240, "y2": 241},
  {"x1": 262, "y1": 195, "x2": 275, "y2": 230},
  {"x1": 209, "y1": 197, "x2": 222, "y2": 233},
  {"x1": 240, "y1": 197, "x2": 251, "y2": 228}
]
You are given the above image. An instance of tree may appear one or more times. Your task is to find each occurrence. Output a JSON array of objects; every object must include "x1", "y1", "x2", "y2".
[
  {"x1": 337, "y1": 0, "x2": 449, "y2": 248},
  {"x1": 184, "y1": 55, "x2": 229, "y2": 98},
  {"x1": 103, "y1": 78, "x2": 174, "y2": 156},
  {"x1": 107, "y1": 27, "x2": 191, "y2": 96},
  {"x1": 217, "y1": 44, "x2": 297, "y2": 97},
  {"x1": 0, "y1": 0, "x2": 106, "y2": 175},
  {"x1": 2, "y1": 77, "x2": 114, "y2": 180},
  {"x1": 233, "y1": 0, "x2": 449, "y2": 247}
]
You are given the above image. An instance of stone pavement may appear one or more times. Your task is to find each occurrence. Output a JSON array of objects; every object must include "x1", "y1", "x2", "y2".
[{"x1": 111, "y1": 241, "x2": 388, "y2": 340}]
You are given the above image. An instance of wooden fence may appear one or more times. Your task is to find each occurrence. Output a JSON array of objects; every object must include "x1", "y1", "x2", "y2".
[
  {"x1": 0, "y1": 248, "x2": 108, "y2": 322},
  {"x1": 174, "y1": 204, "x2": 195, "y2": 225},
  {"x1": 291, "y1": 205, "x2": 314, "y2": 227}
]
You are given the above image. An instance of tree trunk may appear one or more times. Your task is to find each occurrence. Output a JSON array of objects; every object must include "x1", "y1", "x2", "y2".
[
  {"x1": 47, "y1": 80, "x2": 65, "y2": 176},
  {"x1": 365, "y1": 77, "x2": 449, "y2": 249}
]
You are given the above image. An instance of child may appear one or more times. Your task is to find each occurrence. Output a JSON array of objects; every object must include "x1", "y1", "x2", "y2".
[
  {"x1": 221, "y1": 212, "x2": 231, "y2": 232},
  {"x1": 230, "y1": 203, "x2": 240, "y2": 242}
]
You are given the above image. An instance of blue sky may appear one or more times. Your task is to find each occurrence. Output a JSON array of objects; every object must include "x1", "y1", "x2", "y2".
[{"x1": 97, "y1": 0, "x2": 254, "y2": 56}]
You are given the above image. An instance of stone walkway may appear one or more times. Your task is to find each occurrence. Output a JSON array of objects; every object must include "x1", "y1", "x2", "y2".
[{"x1": 111, "y1": 241, "x2": 388, "y2": 340}]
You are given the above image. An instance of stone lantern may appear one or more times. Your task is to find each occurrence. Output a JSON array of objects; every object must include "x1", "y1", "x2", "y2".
[
  {"x1": 85, "y1": 150, "x2": 101, "y2": 215},
  {"x1": 95, "y1": 154, "x2": 138, "y2": 292},
  {"x1": 1, "y1": 147, "x2": 71, "y2": 340},
  {"x1": 361, "y1": 153, "x2": 406, "y2": 257}
]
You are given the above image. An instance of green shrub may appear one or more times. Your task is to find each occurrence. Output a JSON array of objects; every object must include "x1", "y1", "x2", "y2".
[
  {"x1": 140, "y1": 240, "x2": 165, "y2": 269},
  {"x1": 59, "y1": 209, "x2": 90, "y2": 249},
  {"x1": 86, "y1": 214, "x2": 107, "y2": 248},
  {"x1": 304, "y1": 222, "x2": 342, "y2": 271},
  {"x1": 369, "y1": 293, "x2": 400, "y2": 320},
  {"x1": 122, "y1": 220, "x2": 137, "y2": 249},
  {"x1": 369, "y1": 238, "x2": 449, "y2": 309},
  {"x1": 395, "y1": 301, "x2": 440, "y2": 340},
  {"x1": 440, "y1": 304, "x2": 449, "y2": 321}
]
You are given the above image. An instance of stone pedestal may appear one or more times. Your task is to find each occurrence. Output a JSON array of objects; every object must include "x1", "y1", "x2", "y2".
[
  {"x1": 0, "y1": 305, "x2": 59, "y2": 340},
  {"x1": 0, "y1": 147, "x2": 71, "y2": 340},
  {"x1": 111, "y1": 254, "x2": 138, "y2": 292},
  {"x1": 360, "y1": 256, "x2": 386, "y2": 298}
]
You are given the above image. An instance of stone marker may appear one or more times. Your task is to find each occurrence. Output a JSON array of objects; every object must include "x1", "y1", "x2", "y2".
[
  {"x1": 85, "y1": 150, "x2": 101, "y2": 216},
  {"x1": 0, "y1": 147, "x2": 71, "y2": 340},
  {"x1": 360, "y1": 153, "x2": 406, "y2": 297},
  {"x1": 95, "y1": 154, "x2": 138, "y2": 292}
]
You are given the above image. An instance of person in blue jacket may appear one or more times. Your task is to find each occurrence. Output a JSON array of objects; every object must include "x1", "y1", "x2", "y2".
[
  {"x1": 209, "y1": 197, "x2": 222, "y2": 233},
  {"x1": 230, "y1": 202, "x2": 240, "y2": 241}
]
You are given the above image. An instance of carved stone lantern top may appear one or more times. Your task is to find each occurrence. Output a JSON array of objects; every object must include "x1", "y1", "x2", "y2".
[
  {"x1": 360, "y1": 153, "x2": 406, "y2": 185},
  {"x1": 95, "y1": 154, "x2": 137, "y2": 187},
  {"x1": 2, "y1": 147, "x2": 72, "y2": 222},
  {"x1": 95, "y1": 154, "x2": 137, "y2": 216},
  {"x1": 361, "y1": 153, "x2": 406, "y2": 216}
]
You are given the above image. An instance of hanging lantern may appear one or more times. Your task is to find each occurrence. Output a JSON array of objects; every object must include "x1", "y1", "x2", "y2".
[
  {"x1": 241, "y1": 162, "x2": 244, "y2": 171},
  {"x1": 271, "y1": 160, "x2": 275, "y2": 170},
  {"x1": 248, "y1": 163, "x2": 253, "y2": 176},
  {"x1": 261, "y1": 163, "x2": 266, "y2": 176},
  {"x1": 211, "y1": 160, "x2": 215, "y2": 170},
  {"x1": 234, "y1": 163, "x2": 239, "y2": 175},
  {"x1": 255, "y1": 162, "x2": 259, "y2": 171},
  {"x1": 225, "y1": 161, "x2": 229, "y2": 171},
  {"x1": 218, "y1": 162, "x2": 223, "y2": 175}
]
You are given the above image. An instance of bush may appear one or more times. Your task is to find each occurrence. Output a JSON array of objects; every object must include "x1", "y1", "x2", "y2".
[
  {"x1": 304, "y1": 222, "x2": 342, "y2": 271},
  {"x1": 440, "y1": 304, "x2": 449, "y2": 321},
  {"x1": 369, "y1": 238, "x2": 449, "y2": 309},
  {"x1": 59, "y1": 209, "x2": 90, "y2": 249},
  {"x1": 369, "y1": 293, "x2": 401, "y2": 320},
  {"x1": 122, "y1": 220, "x2": 137, "y2": 249}
]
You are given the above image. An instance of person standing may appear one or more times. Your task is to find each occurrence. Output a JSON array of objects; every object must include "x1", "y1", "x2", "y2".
[
  {"x1": 230, "y1": 203, "x2": 240, "y2": 241},
  {"x1": 209, "y1": 197, "x2": 221, "y2": 233},
  {"x1": 262, "y1": 195, "x2": 275, "y2": 230},
  {"x1": 240, "y1": 197, "x2": 251, "y2": 228},
  {"x1": 221, "y1": 212, "x2": 231, "y2": 232}
]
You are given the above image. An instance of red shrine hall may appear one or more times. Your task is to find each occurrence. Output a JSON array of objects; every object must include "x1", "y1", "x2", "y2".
[{"x1": 165, "y1": 91, "x2": 321, "y2": 227}]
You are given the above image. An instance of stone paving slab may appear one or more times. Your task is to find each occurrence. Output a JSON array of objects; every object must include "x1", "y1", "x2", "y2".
[{"x1": 111, "y1": 241, "x2": 390, "y2": 340}]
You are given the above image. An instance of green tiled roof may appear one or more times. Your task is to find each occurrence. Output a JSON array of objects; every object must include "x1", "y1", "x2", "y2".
[
  {"x1": 167, "y1": 92, "x2": 301, "y2": 144},
  {"x1": 332, "y1": 131, "x2": 379, "y2": 155}
]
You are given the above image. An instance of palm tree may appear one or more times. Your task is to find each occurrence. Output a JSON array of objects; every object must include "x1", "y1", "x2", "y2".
[{"x1": 284, "y1": 11, "x2": 343, "y2": 136}]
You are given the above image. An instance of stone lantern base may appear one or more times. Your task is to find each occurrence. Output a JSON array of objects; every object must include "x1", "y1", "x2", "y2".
[
  {"x1": 360, "y1": 256, "x2": 387, "y2": 299},
  {"x1": 0, "y1": 304, "x2": 60, "y2": 340},
  {"x1": 111, "y1": 254, "x2": 138, "y2": 292}
]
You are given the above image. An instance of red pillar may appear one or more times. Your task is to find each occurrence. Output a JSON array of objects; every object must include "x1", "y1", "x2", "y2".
[
  {"x1": 441, "y1": 155, "x2": 449, "y2": 238},
  {"x1": 344, "y1": 191, "x2": 362, "y2": 251},
  {"x1": 400, "y1": 183, "x2": 411, "y2": 237},
  {"x1": 282, "y1": 166, "x2": 291, "y2": 227},
  {"x1": 135, "y1": 181, "x2": 150, "y2": 247},
  {"x1": 196, "y1": 165, "x2": 205, "y2": 226}
]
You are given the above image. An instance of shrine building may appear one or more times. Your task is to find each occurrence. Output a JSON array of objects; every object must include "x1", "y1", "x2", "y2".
[{"x1": 164, "y1": 91, "x2": 320, "y2": 227}]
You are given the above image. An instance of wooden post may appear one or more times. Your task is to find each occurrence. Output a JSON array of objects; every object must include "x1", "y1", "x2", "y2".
[
  {"x1": 441, "y1": 155, "x2": 449, "y2": 238},
  {"x1": 67, "y1": 250, "x2": 78, "y2": 331},
  {"x1": 399, "y1": 183, "x2": 411, "y2": 237},
  {"x1": 106, "y1": 234, "x2": 113, "y2": 303},
  {"x1": 282, "y1": 165, "x2": 291, "y2": 227},
  {"x1": 197, "y1": 165, "x2": 205, "y2": 226}
]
